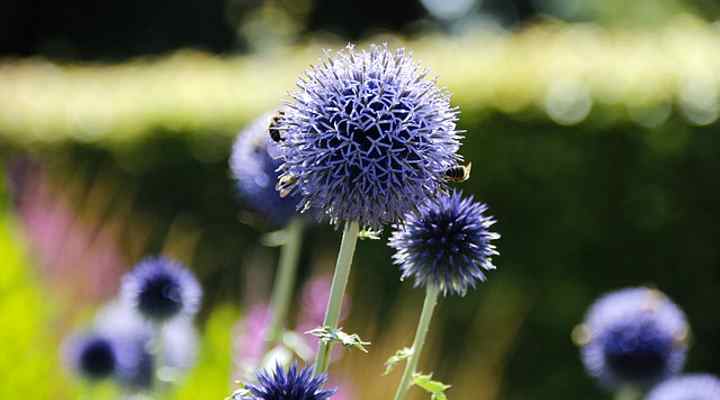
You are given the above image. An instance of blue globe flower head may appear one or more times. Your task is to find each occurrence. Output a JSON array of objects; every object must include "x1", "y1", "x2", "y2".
[
  {"x1": 64, "y1": 333, "x2": 118, "y2": 381},
  {"x1": 115, "y1": 338, "x2": 155, "y2": 390},
  {"x1": 121, "y1": 257, "x2": 202, "y2": 322},
  {"x1": 647, "y1": 374, "x2": 720, "y2": 400},
  {"x1": 246, "y1": 363, "x2": 336, "y2": 400},
  {"x1": 388, "y1": 191, "x2": 499, "y2": 296},
  {"x1": 277, "y1": 43, "x2": 464, "y2": 228},
  {"x1": 231, "y1": 113, "x2": 303, "y2": 226},
  {"x1": 576, "y1": 287, "x2": 689, "y2": 390},
  {"x1": 94, "y1": 301, "x2": 155, "y2": 390}
]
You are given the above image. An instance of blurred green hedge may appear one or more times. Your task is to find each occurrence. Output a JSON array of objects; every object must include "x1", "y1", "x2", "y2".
[{"x1": 1, "y1": 16, "x2": 720, "y2": 147}]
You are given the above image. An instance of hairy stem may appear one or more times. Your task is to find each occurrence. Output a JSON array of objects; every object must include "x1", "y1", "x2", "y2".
[
  {"x1": 266, "y1": 217, "x2": 305, "y2": 344},
  {"x1": 393, "y1": 283, "x2": 441, "y2": 400},
  {"x1": 313, "y1": 220, "x2": 360, "y2": 374}
]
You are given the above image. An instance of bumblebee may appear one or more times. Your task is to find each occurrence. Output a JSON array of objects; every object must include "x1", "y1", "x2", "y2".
[
  {"x1": 268, "y1": 111, "x2": 286, "y2": 143},
  {"x1": 275, "y1": 174, "x2": 297, "y2": 198},
  {"x1": 444, "y1": 162, "x2": 472, "y2": 183}
]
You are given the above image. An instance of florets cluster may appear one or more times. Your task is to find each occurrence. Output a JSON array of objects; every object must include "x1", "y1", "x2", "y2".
[
  {"x1": 647, "y1": 374, "x2": 720, "y2": 400},
  {"x1": 121, "y1": 257, "x2": 202, "y2": 322},
  {"x1": 230, "y1": 113, "x2": 302, "y2": 226},
  {"x1": 246, "y1": 364, "x2": 335, "y2": 400},
  {"x1": 65, "y1": 334, "x2": 118, "y2": 380},
  {"x1": 277, "y1": 43, "x2": 463, "y2": 228},
  {"x1": 578, "y1": 287, "x2": 689, "y2": 389},
  {"x1": 388, "y1": 191, "x2": 499, "y2": 296}
]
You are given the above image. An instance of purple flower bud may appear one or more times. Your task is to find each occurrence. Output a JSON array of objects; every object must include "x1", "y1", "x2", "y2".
[{"x1": 389, "y1": 191, "x2": 499, "y2": 296}]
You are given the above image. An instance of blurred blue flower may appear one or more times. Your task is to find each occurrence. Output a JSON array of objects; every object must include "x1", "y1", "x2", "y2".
[
  {"x1": 277, "y1": 44, "x2": 463, "y2": 228},
  {"x1": 115, "y1": 339, "x2": 155, "y2": 390},
  {"x1": 647, "y1": 374, "x2": 720, "y2": 400},
  {"x1": 94, "y1": 301, "x2": 155, "y2": 389},
  {"x1": 231, "y1": 113, "x2": 303, "y2": 226},
  {"x1": 160, "y1": 316, "x2": 199, "y2": 375},
  {"x1": 64, "y1": 333, "x2": 118, "y2": 381},
  {"x1": 388, "y1": 191, "x2": 499, "y2": 296},
  {"x1": 121, "y1": 257, "x2": 202, "y2": 322},
  {"x1": 246, "y1": 363, "x2": 335, "y2": 400},
  {"x1": 578, "y1": 287, "x2": 689, "y2": 390}
]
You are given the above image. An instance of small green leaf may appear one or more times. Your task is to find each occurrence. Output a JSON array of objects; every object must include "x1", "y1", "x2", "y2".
[
  {"x1": 412, "y1": 372, "x2": 451, "y2": 400},
  {"x1": 383, "y1": 347, "x2": 414, "y2": 375},
  {"x1": 306, "y1": 326, "x2": 371, "y2": 353},
  {"x1": 432, "y1": 392, "x2": 448, "y2": 400},
  {"x1": 358, "y1": 228, "x2": 383, "y2": 240}
]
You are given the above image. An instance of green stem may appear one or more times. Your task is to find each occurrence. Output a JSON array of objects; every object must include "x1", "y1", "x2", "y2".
[
  {"x1": 266, "y1": 217, "x2": 305, "y2": 344},
  {"x1": 393, "y1": 284, "x2": 441, "y2": 400},
  {"x1": 615, "y1": 386, "x2": 641, "y2": 400},
  {"x1": 151, "y1": 322, "x2": 171, "y2": 394},
  {"x1": 313, "y1": 220, "x2": 360, "y2": 374}
]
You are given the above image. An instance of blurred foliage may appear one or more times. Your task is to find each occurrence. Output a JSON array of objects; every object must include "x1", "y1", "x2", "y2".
[
  {"x1": 0, "y1": 181, "x2": 76, "y2": 398},
  {"x1": 2, "y1": 18, "x2": 720, "y2": 147},
  {"x1": 175, "y1": 306, "x2": 238, "y2": 400},
  {"x1": 1, "y1": 18, "x2": 720, "y2": 400}
]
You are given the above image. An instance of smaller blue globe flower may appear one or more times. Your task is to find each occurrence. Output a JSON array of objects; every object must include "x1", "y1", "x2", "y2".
[
  {"x1": 246, "y1": 363, "x2": 335, "y2": 400},
  {"x1": 65, "y1": 333, "x2": 118, "y2": 381},
  {"x1": 230, "y1": 113, "x2": 303, "y2": 226},
  {"x1": 577, "y1": 287, "x2": 689, "y2": 390},
  {"x1": 121, "y1": 257, "x2": 202, "y2": 322},
  {"x1": 115, "y1": 338, "x2": 155, "y2": 390},
  {"x1": 647, "y1": 374, "x2": 720, "y2": 400},
  {"x1": 388, "y1": 190, "x2": 499, "y2": 296},
  {"x1": 94, "y1": 301, "x2": 157, "y2": 390}
]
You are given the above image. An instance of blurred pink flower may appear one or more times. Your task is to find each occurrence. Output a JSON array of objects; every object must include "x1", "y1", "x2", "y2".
[
  {"x1": 296, "y1": 275, "x2": 351, "y2": 360},
  {"x1": 232, "y1": 304, "x2": 271, "y2": 380},
  {"x1": 8, "y1": 159, "x2": 125, "y2": 304},
  {"x1": 231, "y1": 275, "x2": 354, "y2": 400}
]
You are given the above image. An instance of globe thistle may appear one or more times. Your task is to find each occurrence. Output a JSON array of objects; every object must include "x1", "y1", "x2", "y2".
[
  {"x1": 647, "y1": 374, "x2": 720, "y2": 400},
  {"x1": 576, "y1": 287, "x2": 689, "y2": 390},
  {"x1": 246, "y1": 363, "x2": 335, "y2": 400},
  {"x1": 64, "y1": 333, "x2": 118, "y2": 381},
  {"x1": 230, "y1": 113, "x2": 302, "y2": 226},
  {"x1": 115, "y1": 339, "x2": 155, "y2": 390},
  {"x1": 121, "y1": 257, "x2": 202, "y2": 322},
  {"x1": 388, "y1": 191, "x2": 499, "y2": 296},
  {"x1": 160, "y1": 316, "x2": 199, "y2": 374},
  {"x1": 277, "y1": 43, "x2": 463, "y2": 228},
  {"x1": 93, "y1": 301, "x2": 155, "y2": 389}
]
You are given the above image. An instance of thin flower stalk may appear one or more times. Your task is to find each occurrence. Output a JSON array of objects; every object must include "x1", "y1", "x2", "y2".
[
  {"x1": 266, "y1": 217, "x2": 305, "y2": 343},
  {"x1": 392, "y1": 283, "x2": 440, "y2": 400},
  {"x1": 313, "y1": 220, "x2": 360, "y2": 374}
]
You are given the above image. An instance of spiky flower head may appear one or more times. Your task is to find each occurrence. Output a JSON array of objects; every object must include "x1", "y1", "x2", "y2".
[
  {"x1": 647, "y1": 374, "x2": 720, "y2": 400},
  {"x1": 246, "y1": 363, "x2": 335, "y2": 400},
  {"x1": 64, "y1": 333, "x2": 118, "y2": 381},
  {"x1": 576, "y1": 287, "x2": 689, "y2": 390},
  {"x1": 277, "y1": 43, "x2": 463, "y2": 228},
  {"x1": 388, "y1": 191, "x2": 499, "y2": 296},
  {"x1": 231, "y1": 113, "x2": 303, "y2": 226},
  {"x1": 121, "y1": 257, "x2": 202, "y2": 322}
]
